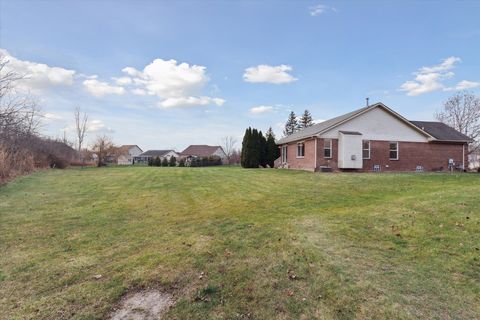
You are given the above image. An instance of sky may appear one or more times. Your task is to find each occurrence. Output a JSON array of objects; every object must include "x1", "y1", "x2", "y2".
[{"x1": 1, "y1": 0, "x2": 480, "y2": 151}]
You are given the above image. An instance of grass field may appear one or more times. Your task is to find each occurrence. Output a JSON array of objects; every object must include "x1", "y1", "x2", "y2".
[{"x1": 0, "y1": 167, "x2": 479, "y2": 319}]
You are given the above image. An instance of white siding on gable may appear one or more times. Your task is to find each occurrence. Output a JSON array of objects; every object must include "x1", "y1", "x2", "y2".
[
  {"x1": 163, "y1": 151, "x2": 179, "y2": 159},
  {"x1": 213, "y1": 148, "x2": 227, "y2": 160},
  {"x1": 321, "y1": 107, "x2": 429, "y2": 142},
  {"x1": 128, "y1": 146, "x2": 143, "y2": 157}
]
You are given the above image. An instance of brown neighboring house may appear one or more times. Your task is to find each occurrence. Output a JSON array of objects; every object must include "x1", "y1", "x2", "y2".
[
  {"x1": 181, "y1": 145, "x2": 227, "y2": 163},
  {"x1": 276, "y1": 102, "x2": 472, "y2": 172}
]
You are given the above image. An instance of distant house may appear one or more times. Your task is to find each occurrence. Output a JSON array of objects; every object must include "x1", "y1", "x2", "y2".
[
  {"x1": 134, "y1": 150, "x2": 180, "y2": 165},
  {"x1": 114, "y1": 145, "x2": 143, "y2": 165},
  {"x1": 469, "y1": 150, "x2": 480, "y2": 170},
  {"x1": 181, "y1": 145, "x2": 227, "y2": 163},
  {"x1": 276, "y1": 102, "x2": 472, "y2": 172}
]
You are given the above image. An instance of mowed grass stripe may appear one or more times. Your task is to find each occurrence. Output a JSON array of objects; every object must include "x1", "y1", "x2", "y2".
[{"x1": 0, "y1": 167, "x2": 478, "y2": 319}]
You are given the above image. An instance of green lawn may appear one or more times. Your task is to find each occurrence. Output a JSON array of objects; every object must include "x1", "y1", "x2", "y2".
[{"x1": 0, "y1": 167, "x2": 479, "y2": 319}]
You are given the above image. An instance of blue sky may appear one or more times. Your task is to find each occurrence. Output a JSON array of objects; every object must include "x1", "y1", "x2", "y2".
[{"x1": 1, "y1": 0, "x2": 480, "y2": 150}]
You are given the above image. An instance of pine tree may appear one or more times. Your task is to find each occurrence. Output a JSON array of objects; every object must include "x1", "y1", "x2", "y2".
[
  {"x1": 154, "y1": 156, "x2": 161, "y2": 166},
  {"x1": 265, "y1": 127, "x2": 279, "y2": 168},
  {"x1": 300, "y1": 109, "x2": 314, "y2": 129},
  {"x1": 284, "y1": 111, "x2": 298, "y2": 136},
  {"x1": 169, "y1": 156, "x2": 176, "y2": 167},
  {"x1": 178, "y1": 158, "x2": 185, "y2": 167},
  {"x1": 161, "y1": 157, "x2": 169, "y2": 167},
  {"x1": 241, "y1": 127, "x2": 252, "y2": 168},
  {"x1": 259, "y1": 130, "x2": 267, "y2": 167}
]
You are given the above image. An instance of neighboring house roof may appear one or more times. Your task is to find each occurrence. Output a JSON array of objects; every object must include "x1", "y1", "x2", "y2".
[
  {"x1": 409, "y1": 121, "x2": 473, "y2": 142},
  {"x1": 276, "y1": 102, "x2": 447, "y2": 144},
  {"x1": 137, "y1": 150, "x2": 176, "y2": 157},
  {"x1": 114, "y1": 145, "x2": 143, "y2": 156},
  {"x1": 181, "y1": 145, "x2": 224, "y2": 157}
]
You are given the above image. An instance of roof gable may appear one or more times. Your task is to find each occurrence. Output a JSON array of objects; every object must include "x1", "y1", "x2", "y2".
[
  {"x1": 182, "y1": 145, "x2": 223, "y2": 157},
  {"x1": 277, "y1": 103, "x2": 433, "y2": 144},
  {"x1": 139, "y1": 150, "x2": 176, "y2": 157}
]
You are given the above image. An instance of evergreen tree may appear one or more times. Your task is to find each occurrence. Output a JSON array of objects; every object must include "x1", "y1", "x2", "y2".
[
  {"x1": 241, "y1": 127, "x2": 252, "y2": 168},
  {"x1": 284, "y1": 111, "x2": 298, "y2": 136},
  {"x1": 178, "y1": 158, "x2": 185, "y2": 167},
  {"x1": 161, "y1": 157, "x2": 169, "y2": 167},
  {"x1": 154, "y1": 156, "x2": 161, "y2": 166},
  {"x1": 259, "y1": 130, "x2": 267, "y2": 167},
  {"x1": 148, "y1": 157, "x2": 153, "y2": 166},
  {"x1": 169, "y1": 156, "x2": 176, "y2": 167},
  {"x1": 251, "y1": 128, "x2": 260, "y2": 168},
  {"x1": 299, "y1": 109, "x2": 314, "y2": 129},
  {"x1": 265, "y1": 127, "x2": 279, "y2": 168}
]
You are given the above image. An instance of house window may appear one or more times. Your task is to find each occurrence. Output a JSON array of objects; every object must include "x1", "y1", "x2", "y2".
[
  {"x1": 362, "y1": 140, "x2": 370, "y2": 159},
  {"x1": 281, "y1": 145, "x2": 288, "y2": 162},
  {"x1": 389, "y1": 142, "x2": 399, "y2": 160},
  {"x1": 324, "y1": 139, "x2": 332, "y2": 158},
  {"x1": 297, "y1": 142, "x2": 305, "y2": 158}
]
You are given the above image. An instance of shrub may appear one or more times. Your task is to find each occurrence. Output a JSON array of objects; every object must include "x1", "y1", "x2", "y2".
[
  {"x1": 178, "y1": 158, "x2": 185, "y2": 167},
  {"x1": 161, "y1": 157, "x2": 169, "y2": 167},
  {"x1": 169, "y1": 156, "x2": 176, "y2": 167}
]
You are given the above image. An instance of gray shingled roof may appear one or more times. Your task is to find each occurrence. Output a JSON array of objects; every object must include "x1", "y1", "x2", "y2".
[
  {"x1": 276, "y1": 105, "x2": 371, "y2": 144},
  {"x1": 410, "y1": 121, "x2": 473, "y2": 142},
  {"x1": 276, "y1": 103, "x2": 472, "y2": 145},
  {"x1": 138, "y1": 150, "x2": 175, "y2": 157},
  {"x1": 181, "y1": 145, "x2": 223, "y2": 157}
]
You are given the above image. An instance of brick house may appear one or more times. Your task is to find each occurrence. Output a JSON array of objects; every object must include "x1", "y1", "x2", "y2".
[{"x1": 276, "y1": 102, "x2": 472, "y2": 172}]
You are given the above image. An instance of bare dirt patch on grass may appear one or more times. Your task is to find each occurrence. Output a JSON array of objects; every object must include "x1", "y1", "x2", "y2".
[{"x1": 109, "y1": 289, "x2": 174, "y2": 320}]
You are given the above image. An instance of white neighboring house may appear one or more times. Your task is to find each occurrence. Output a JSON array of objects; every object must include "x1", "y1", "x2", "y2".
[
  {"x1": 117, "y1": 145, "x2": 143, "y2": 165},
  {"x1": 469, "y1": 150, "x2": 480, "y2": 170},
  {"x1": 133, "y1": 150, "x2": 180, "y2": 164},
  {"x1": 181, "y1": 145, "x2": 227, "y2": 163}
]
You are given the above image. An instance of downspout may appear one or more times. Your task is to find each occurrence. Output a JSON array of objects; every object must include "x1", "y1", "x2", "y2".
[
  {"x1": 463, "y1": 143, "x2": 465, "y2": 170},
  {"x1": 314, "y1": 137, "x2": 318, "y2": 171}
]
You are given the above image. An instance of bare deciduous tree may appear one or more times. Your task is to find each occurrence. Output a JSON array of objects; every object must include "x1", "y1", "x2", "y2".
[
  {"x1": 74, "y1": 106, "x2": 88, "y2": 152},
  {"x1": 435, "y1": 91, "x2": 480, "y2": 153},
  {"x1": 221, "y1": 136, "x2": 237, "y2": 164},
  {"x1": 0, "y1": 53, "x2": 42, "y2": 181},
  {"x1": 92, "y1": 134, "x2": 114, "y2": 167}
]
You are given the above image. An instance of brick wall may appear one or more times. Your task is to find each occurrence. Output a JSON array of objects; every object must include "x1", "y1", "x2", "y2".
[
  {"x1": 283, "y1": 138, "x2": 316, "y2": 171},
  {"x1": 363, "y1": 140, "x2": 465, "y2": 172},
  {"x1": 280, "y1": 138, "x2": 466, "y2": 172}
]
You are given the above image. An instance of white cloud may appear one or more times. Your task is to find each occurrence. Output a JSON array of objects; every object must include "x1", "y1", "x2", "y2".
[
  {"x1": 250, "y1": 105, "x2": 274, "y2": 114},
  {"x1": 83, "y1": 78, "x2": 126, "y2": 97},
  {"x1": 87, "y1": 119, "x2": 114, "y2": 133},
  {"x1": 113, "y1": 76, "x2": 133, "y2": 85},
  {"x1": 309, "y1": 4, "x2": 337, "y2": 16},
  {"x1": 455, "y1": 80, "x2": 480, "y2": 90},
  {"x1": 131, "y1": 88, "x2": 148, "y2": 96},
  {"x1": 243, "y1": 64, "x2": 297, "y2": 84},
  {"x1": 0, "y1": 48, "x2": 75, "y2": 93},
  {"x1": 160, "y1": 96, "x2": 225, "y2": 109},
  {"x1": 119, "y1": 58, "x2": 224, "y2": 108},
  {"x1": 400, "y1": 56, "x2": 461, "y2": 96},
  {"x1": 42, "y1": 112, "x2": 63, "y2": 123}
]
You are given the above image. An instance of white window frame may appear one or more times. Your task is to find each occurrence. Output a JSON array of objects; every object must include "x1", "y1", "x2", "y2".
[
  {"x1": 324, "y1": 139, "x2": 332, "y2": 159},
  {"x1": 362, "y1": 140, "x2": 371, "y2": 159},
  {"x1": 389, "y1": 141, "x2": 399, "y2": 160},
  {"x1": 296, "y1": 142, "x2": 305, "y2": 158},
  {"x1": 281, "y1": 145, "x2": 288, "y2": 163}
]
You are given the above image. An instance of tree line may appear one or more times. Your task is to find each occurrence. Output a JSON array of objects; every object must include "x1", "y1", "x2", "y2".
[
  {"x1": 241, "y1": 127, "x2": 279, "y2": 168},
  {"x1": 284, "y1": 109, "x2": 314, "y2": 136}
]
